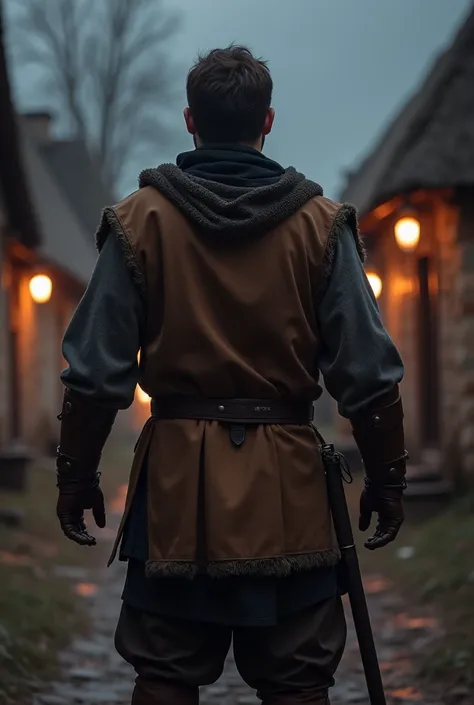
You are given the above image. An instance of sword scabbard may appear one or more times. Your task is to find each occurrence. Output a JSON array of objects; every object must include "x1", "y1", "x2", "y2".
[{"x1": 321, "y1": 443, "x2": 388, "y2": 705}]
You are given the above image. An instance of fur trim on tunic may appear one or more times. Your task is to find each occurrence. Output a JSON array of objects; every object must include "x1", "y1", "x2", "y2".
[
  {"x1": 313, "y1": 202, "x2": 366, "y2": 306},
  {"x1": 95, "y1": 206, "x2": 146, "y2": 298},
  {"x1": 145, "y1": 548, "x2": 341, "y2": 580}
]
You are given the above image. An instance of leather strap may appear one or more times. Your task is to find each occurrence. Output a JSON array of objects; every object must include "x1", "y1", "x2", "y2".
[{"x1": 151, "y1": 397, "x2": 314, "y2": 425}]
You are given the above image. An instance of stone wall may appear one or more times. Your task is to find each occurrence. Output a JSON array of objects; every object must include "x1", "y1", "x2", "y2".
[
  {"x1": 434, "y1": 198, "x2": 463, "y2": 486},
  {"x1": 451, "y1": 192, "x2": 474, "y2": 486}
]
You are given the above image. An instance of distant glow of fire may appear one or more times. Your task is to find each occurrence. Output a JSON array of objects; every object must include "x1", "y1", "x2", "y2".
[
  {"x1": 110, "y1": 484, "x2": 128, "y2": 515},
  {"x1": 135, "y1": 350, "x2": 150, "y2": 404},
  {"x1": 29, "y1": 274, "x2": 52, "y2": 303},
  {"x1": 366, "y1": 271, "x2": 383, "y2": 299},
  {"x1": 394, "y1": 216, "x2": 420, "y2": 252},
  {"x1": 136, "y1": 385, "x2": 150, "y2": 405}
]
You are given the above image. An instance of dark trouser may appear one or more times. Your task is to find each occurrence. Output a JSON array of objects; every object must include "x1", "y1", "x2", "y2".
[{"x1": 115, "y1": 596, "x2": 347, "y2": 704}]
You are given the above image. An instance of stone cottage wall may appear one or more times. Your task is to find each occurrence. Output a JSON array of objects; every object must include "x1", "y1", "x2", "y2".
[
  {"x1": 452, "y1": 193, "x2": 474, "y2": 487},
  {"x1": 419, "y1": 193, "x2": 474, "y2": 489},
  {"x1": 434, "y1": 199, "x2": 462, "y2": 486}
]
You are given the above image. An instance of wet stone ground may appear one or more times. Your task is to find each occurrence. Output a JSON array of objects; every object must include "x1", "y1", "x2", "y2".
[{"x1": 35, "y1": 507, "x2": 453, "y2": 705}]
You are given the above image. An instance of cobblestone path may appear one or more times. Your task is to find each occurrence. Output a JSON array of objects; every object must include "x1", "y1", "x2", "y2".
[{"x1": 35, "y1": 505, "x2": 454, "y2": 705}]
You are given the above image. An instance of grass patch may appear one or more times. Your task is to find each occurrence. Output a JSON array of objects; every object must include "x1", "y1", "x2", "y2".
[
  {"x1": 0, "y1": 460, "x2": 88, "y2": 702},
  {"x1": 345, "y1": 478, "x2": 474, "y2": 691},
  {"x1": 383, "y1": 497, "x2": 474, "y2": 689},
  {"x1": 0, "y1": 565, "x2": 85, "y2": 703},
  {"x1": 0, "y1": 440, "x2": 133, "y2": 703}
]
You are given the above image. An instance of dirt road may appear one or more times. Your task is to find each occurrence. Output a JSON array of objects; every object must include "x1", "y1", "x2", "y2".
[{"x1": 34, "y1": 498, "x2": 447, "y2": 705}]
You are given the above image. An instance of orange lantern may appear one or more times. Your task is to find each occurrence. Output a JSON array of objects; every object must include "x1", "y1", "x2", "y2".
[
  {"x1": 394, "y1": 216, "x2": 420, "y2": 252},
  {"x1": 29, "y1": 274, "x2": 52, "y2": 303}
]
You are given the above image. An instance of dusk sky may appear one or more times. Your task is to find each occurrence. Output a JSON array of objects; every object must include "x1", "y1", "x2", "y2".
[{"x1": 7, "y1": 0, "x2": 473, "y2": 198}]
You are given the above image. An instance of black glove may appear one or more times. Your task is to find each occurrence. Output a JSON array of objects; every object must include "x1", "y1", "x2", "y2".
[
  {"x1": 350, "y1": 388, "x2": 408, "y2": 551},
  {"x1": 56, "y1": 389, "x2": 116, "y2": 546},
  {"x1": 358, "y1": 472, "x2": 405, "y2": 550},
  {"x1": 56, "y1": 458, "x2": 106, "y2": 546}
]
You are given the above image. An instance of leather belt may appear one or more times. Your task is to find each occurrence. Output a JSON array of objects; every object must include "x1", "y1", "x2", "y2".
[{"x1": 150, "y1": 397, "x2": 314, "y2": 446}]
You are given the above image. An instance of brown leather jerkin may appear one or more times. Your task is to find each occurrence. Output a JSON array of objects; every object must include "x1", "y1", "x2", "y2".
[{"x1": 98, "y1": 188, "x2": 362, "y2": 579}]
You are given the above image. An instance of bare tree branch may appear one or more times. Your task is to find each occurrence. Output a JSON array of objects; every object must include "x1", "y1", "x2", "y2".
[
  {"x1": 121, "y1": 15, "x2": 181, "y2": 67},
  {"x1": 9, "y1": 0, "x2": 181, "y2": 193}
]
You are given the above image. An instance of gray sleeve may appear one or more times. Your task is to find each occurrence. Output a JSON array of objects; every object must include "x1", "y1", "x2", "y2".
[
  {"x1": 61, "y1": 235, "x2": 145, "y2": 409},
  {"x1": 317, "y1": 225, "x2": 404, "y2": 418}
]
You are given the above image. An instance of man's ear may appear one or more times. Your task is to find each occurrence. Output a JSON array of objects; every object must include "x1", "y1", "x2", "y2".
[
  {"x1": 263, "y1": 108, "x2": 275, "y2": 136},
  {"x1": 184, "y1": 107, "x2": 196, "y2": 135}
]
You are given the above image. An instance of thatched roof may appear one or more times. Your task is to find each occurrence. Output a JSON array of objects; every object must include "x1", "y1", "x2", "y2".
[
  {"x1": 20, "y1": 123, "x2": 98, "y2": 284},
  {"x1": 340, "y1": 5, "x2": 474, "y2": 215}
]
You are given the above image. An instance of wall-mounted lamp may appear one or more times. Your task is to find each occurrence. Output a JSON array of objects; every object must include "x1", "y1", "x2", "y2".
[
  {"x1": 366, "y1": 271, "x2": 383, "y2": 299},
  {"x1": 394, "y1": 215, "x2": 420, "y2": 252},
  {"x1": 29, "y1": 274, "x2": 52, "y2": 303}
]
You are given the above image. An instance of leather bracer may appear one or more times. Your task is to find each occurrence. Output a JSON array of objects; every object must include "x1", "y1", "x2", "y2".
[
  {"x1": 350, "y1": 388, "x2": 407, "y2": 487},
  {"x1": 56, "y1": 389, "x2": 117, "y2": 491}
]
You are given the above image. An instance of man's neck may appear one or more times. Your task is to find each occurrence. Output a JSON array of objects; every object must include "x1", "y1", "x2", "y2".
[
  {"x1": 194, "y1": 138, "x2": 263, "y2": 152},
  {"x1": 240, "y1": 139, "x2": 262, "y2": 152}
]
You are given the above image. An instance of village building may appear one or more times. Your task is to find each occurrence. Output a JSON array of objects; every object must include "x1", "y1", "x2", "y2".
[
  {"x1": 1, "y1": 12, "x2": 144, "y2": 493},
  {"x1": 0, "y1": 112, "x2": 105, "y2": 486},
  {"x1": 340, "y1": 7, "x2": 474, "y2": 492},
  {"x1": 1, "y1": 111, "x2": 148, "y2": 491}
]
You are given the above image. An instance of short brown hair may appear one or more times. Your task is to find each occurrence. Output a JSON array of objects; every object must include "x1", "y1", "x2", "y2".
[{"x1": 186, "y1": 45, "x2": 273, "y2": 143}]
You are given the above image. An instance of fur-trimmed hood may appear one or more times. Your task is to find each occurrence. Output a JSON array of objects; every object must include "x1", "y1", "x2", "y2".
[{"x1": 138, "y1": 147, "x2": 324, "y2": 240}]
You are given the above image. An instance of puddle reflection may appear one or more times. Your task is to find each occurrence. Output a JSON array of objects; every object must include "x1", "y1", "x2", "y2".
[
  {"x1": 75, "y1": 582, "x2": 98, "y2": 597},
  {"x1": 364, "y1": 576, "x2": 391, "y2": 594},
  {"x1": 394, "y1": 613, "x2": 438, "y2": 630},
  {"x1": 388, "y1": 687, "x2": 424, "y2": 701}
]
